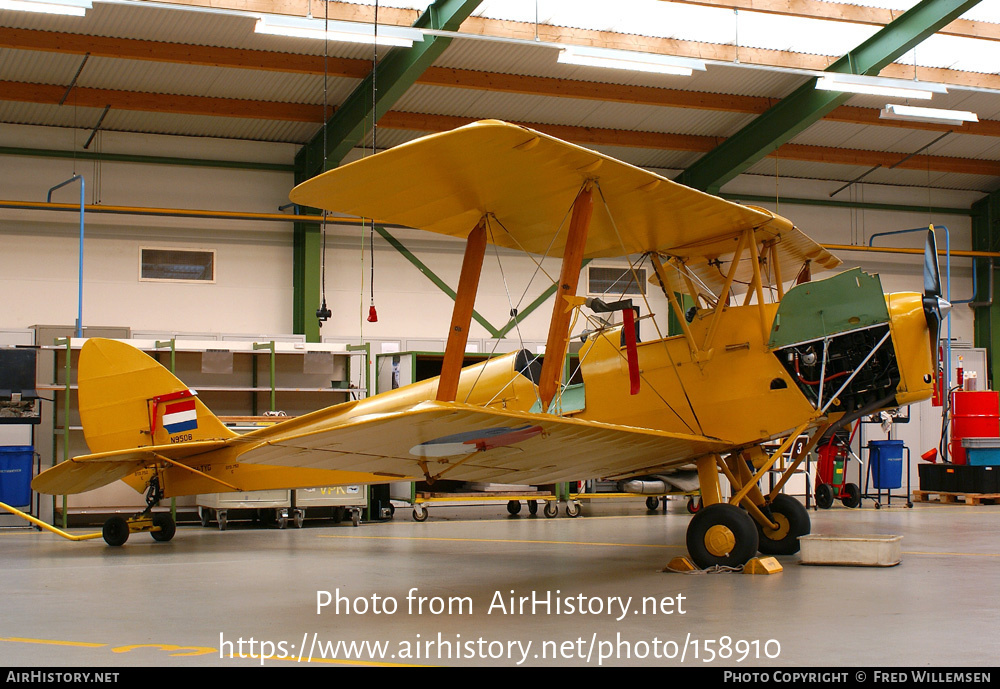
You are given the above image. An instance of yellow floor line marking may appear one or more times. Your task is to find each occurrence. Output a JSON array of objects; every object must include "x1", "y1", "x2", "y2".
[
  {"x1": 902, "y1": 550, "x2": 1000, "y2": 558},
  {"x1": 318, "y1": 534, "x2": 683, "y2": 549},
  {"x1": 0, "y1": 637, "x2": 423, "y2": 667},
  {"x1": 1, "y1": 637, "x2": 106, "y2": 648}
]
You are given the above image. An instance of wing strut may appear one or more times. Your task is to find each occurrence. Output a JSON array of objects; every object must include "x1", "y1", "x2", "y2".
[
  {"x1": 539, "y1": 182, "x2": 594, "y2": 412},
  {"x1": 437, "y1": 216, "x2": 488, "y2": 402}
]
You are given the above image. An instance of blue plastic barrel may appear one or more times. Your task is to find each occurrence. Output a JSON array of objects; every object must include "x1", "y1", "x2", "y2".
[
  {"x1": 0, "y1": 446, "x2": 34, "y2": 507},
  {"x1": 870, "y1": 440, "x2": 904, "y2": 490}
]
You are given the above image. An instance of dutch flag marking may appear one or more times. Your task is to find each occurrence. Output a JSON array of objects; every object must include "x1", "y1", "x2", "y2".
[{"x1": 162, "y1": 399, "x2": 198, "y2": 434}]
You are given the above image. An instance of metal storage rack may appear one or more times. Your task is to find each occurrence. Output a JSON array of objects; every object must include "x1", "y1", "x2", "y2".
[{"x1": 39, "y1": 334, "x2": 368, "y2": 527}]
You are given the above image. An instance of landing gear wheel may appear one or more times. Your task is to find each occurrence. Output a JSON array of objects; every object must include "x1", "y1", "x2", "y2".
[
  {"x1": 543, "y1": 501, "x2": 558, "y2": 518},
  {"x1": 102, "y1": 516, "x2": 130, "y2": 547},
  {"x1": 685, "y1": 503, "x2": 759, "y2": 569},
  {"x1": 565, "y1": 501, "x2": 581, "y2": 518},
  {"x1": 645, "y1": 496, "x2": 660, "y2": 511},
  {"x1": 412, "y1": 506, "x2": 427, "y2": 522},
  {"x1": 841, "y1": 483, "x2": 861, "y2": 509},
  {"x1": 507, "y1": 500, "x2": 522, "y2": 516},
  {"x1": 816, "y1": 483, "x2": 835, "y2": 510},
  {"x1": 686, "y1": 498, "x2": 702, "y2": 514},
  {"x1": 528, "y1": 500, "x2": 538, "y2": 516},
  {"x1": 151, "y1": 513, "x2": 176, "y2": 542},
  {"x1": 756, "y1": 494, "x2": 810, "y2": 555}
]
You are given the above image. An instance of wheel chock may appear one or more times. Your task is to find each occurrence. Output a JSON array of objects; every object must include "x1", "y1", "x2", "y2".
[
  {"x1": 743, "y1": 557, "x2": 783, "y2": 575},
  {"x1": 663, "y1": 556, "x2": 698, "y2": 573}
]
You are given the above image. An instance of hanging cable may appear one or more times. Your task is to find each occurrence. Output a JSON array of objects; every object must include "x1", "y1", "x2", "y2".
[
  {"x1": 315, "y1": 0, "x2": 332, "y2": 326},
  {"x1": 366, "y1": 1, "x2": 380, "y2": 323}
]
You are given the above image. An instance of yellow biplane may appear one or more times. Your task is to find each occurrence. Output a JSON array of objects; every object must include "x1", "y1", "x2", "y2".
[{"x1": 31, "y1": 121, "x2": 947, "y2": 568}]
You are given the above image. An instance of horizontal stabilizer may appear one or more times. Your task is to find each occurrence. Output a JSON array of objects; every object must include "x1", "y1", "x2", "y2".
[
  {"x1": 238, "y1": 401, "x2": 730, "y2": 486},
  {"x1": 31, "y1": 440, "x2": 231, "y2": 495}
]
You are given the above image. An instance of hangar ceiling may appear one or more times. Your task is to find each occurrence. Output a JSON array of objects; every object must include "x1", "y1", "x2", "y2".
[{"x1": 1, "y1": 0, "x2": 999, "y2": 205}]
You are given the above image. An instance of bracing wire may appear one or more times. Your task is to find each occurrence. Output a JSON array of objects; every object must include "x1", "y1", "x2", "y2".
[{"x1": 594, "y1": 180, "x2": 705, "y2": 435}]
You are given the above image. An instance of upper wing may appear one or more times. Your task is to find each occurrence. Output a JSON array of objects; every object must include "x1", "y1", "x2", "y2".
[
  {"x1": 651, "y1": 212, "x2": 841, "y2": 297},
  {"x1": 289, "y1": 120, "x2": 840, "y2": 271},
  {"x1": 236, "y1": 400, "x2": 731, "y2": 485}
]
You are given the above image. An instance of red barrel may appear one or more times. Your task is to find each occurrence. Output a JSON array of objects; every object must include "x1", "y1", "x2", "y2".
[{"x1": 950, "y1": 391, "x2": 1000, "y2": 465}]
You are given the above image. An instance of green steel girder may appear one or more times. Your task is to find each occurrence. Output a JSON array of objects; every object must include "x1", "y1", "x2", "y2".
[
  {"x1": 677, "y1": 0, "x2": 982, "y2": 193},
  {"x1": 293, "y1": 208, "x2": 322, "y2": 342},
  {"x1": 295, "y1": 0, "x2": 482, "y2": 179},
  {"x1": 972, "y1": 190, "x2": 1000, "y2": 389}
]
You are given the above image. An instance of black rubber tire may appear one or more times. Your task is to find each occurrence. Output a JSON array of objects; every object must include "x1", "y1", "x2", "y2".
[
  {"x1": 332, "y1": 506, "x2": 345, "y2": 524},
  {"x1": 543, "y1": 502, "x2": 558, "y2": 518},
  {"x1": 506, "y1": 500, "x2": 522, "y2": 515},
  {"x1": 565, "y1": 502, "x2": 581, "y2": 518},
  {"x1": 686, "y1": 503, "x2": 759, "y2": 569},
  {"x1": 199, "y1": 508, "x2": 211, "y2": 528},
  {"x1": 528, "y1": 500, "x2": 538, "y2": 516},
  {"x1": 841, "y1": 483, "x2": 862, "y2": 509},
  {"x1": 645, "y1": 496, "x2": 660, "y2": 511},
  {"x1": 756, "y1": 494, "x2": 810, "y2": 555},
  {"x1": 151, "y1": 513, "x2": 176, "y2": 542},
  {"x1": 102, "y1": 516, "x2": 130, "y2": 547},
  {"x1": 686, "y1": 497, "x2": 702, "y2": 514},
  {"x1": 816, "y1": 483, "x2": 835, "y2": 510},
  {"x1": 412, "y1": 507, "x2": 428, "y2": 522}
]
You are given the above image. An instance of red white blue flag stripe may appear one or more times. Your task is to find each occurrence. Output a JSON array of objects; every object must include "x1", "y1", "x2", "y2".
[{"x1": 162, "y1": 399, "x2": 198, "y2": 434}]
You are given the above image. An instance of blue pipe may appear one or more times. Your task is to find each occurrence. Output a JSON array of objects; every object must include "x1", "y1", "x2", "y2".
[{"x1": 47, "y1": 175, "x2": 85, "y2": 338}]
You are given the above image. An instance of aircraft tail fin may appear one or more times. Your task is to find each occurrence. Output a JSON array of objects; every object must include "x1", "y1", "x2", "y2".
[{"x1": 77, "y1": 338, "x2": 238, "y2": 454}]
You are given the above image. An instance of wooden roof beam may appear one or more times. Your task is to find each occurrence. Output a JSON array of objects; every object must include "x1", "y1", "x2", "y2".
[
  {"x1": 665, "y1": 0, "x2": 1000, "y2": 42},
  {"x1": 2, "y1": 83, "x2": 995, "y2": 176},
  {"x1": 4, "y1": 27, "x2": 1000, "y2": 138}
]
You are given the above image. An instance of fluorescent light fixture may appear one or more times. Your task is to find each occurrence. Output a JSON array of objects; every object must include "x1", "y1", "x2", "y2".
[
  {"x1": 880, "y1": 103, "x2": 979, "y2": 126},
  {"x1": 558, "y1": 45, "x2": 706, "y2": 76},
  {"x1": 254, "y1": 15, "x2": 423, "y2": 47},
  {"x1": 0, "y1": 0, "x2": 90, "y2": 16},
  {"x1": 815, "y1": 73, "x2": 947, "y2": 100}
]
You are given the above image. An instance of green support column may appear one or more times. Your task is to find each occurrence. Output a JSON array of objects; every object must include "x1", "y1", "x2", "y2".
[
  {"x1": 677, "y1": 0, "x2": 982, "y2": 192},
  {"x1": 293, "y1": 205, "x2": 322, "y2": 342},
  {"x1": 296, "y1": 0, "x2": 482, "y2": 177},
  {"x1": 972, "y1": 190, "x2": 1000, "y2": 389}
]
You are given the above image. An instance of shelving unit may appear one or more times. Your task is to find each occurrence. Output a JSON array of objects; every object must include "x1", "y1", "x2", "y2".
[{"x1": 38, "y1": 335, "x2": 368, "y2": 526}]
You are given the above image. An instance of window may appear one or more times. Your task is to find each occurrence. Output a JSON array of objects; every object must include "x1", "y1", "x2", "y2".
[
  {"x1": 140, "y1": 248, "x2": 215, "y2": 282},
  {"x1": 587, "y1": 266, "x2": 646, "y2": 296}
]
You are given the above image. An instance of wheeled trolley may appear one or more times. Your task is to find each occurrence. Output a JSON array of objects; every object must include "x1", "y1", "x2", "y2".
[
  {"x1": 293, "y1": 485, "x2": 367, "y2": 527},
  {"x1": 197, "y1": 489, "x2": 292, "y2": 530}
]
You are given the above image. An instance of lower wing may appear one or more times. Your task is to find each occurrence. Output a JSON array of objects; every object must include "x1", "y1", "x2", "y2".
[{"x1": 236, "y1": 401, "x2": 731, "y2": 485}]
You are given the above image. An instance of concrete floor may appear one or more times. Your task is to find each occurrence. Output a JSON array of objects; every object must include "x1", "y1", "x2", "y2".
[{"x1": 1, "y1": 497, "x2": 997, "y2": 668}]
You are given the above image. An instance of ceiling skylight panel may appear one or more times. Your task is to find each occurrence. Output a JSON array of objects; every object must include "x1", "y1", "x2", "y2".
[
  {"x1": 735, "y1": 11, "x2": 879, "y2": 56},
  {"x1": 609, "y1": 1, "x2": 734, "y2": 43},
  {"x1": 472, "y1": 0, "x2": 546, "y2": 24},
  {"x1": 909, "y1": 33, "x2": 1000, "y2": 74}
]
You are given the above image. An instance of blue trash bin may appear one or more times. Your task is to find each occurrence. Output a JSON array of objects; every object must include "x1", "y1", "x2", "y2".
[
  {"x1": 870, "y1": 440, "x2": 904, "y2": 490},
  {"x1": 0, "y1": 446, "x2": 34, "y2": 507}
]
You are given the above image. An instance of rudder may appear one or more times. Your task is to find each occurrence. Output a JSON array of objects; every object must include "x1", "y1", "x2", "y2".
[{"x1": 78, "y1": 338, "x2": 237, "y2": 453}]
